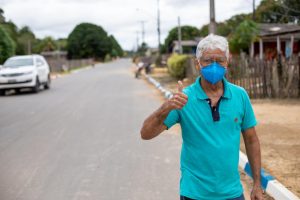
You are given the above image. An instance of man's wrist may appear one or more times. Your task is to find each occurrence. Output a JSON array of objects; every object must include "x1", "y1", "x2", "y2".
[
  {"x1": 158, "y1": 103, "x2": 171, "y2": 116},
  {"x1": 253, "y1": 181, "x2": 261, "y2": 188}
]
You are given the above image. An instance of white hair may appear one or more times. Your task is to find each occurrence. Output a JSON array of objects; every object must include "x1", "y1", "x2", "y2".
[{"x1": 196, "y1": 34, "x2": 229, "y2": 60}]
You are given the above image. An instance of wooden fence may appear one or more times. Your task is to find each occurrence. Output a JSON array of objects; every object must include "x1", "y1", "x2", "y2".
[
  {"x1": 227, "y1": 55, "x2": 300, "y2": 98},
  {"x1": 45, "y1": 57, "x2": 94, "y2": 73}
]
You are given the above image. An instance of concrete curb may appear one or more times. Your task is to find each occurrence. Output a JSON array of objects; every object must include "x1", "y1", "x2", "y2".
[
  {"x1": 145, "y1": 74, "x2": 300, "y2": 200},
  {"x1": 239, "y1": 152, "x2": 299, "y2": 200}
]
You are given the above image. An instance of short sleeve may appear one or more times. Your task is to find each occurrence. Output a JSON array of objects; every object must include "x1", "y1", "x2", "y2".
[
  {"x1": 163, "y1": 109, "x2": 180, "y2": 129},
  {"x1": 241, "y1": 90, "x2": 257, "y2": 132}
]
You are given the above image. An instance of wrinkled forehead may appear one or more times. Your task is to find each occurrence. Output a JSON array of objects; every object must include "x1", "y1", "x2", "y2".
[{"x1": 201, "y1": 48, "x2": 226, "y2": 58}]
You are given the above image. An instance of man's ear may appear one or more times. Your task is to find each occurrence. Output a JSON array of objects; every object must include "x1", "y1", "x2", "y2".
[
  {"x1": 228, "y1": 54, "x2": 232, "y2": 65},
  {"x1": 224, "y1": 54, "x2": 232, "y2": 68},
  {"x1": 194, "y1": 58, "x2": 200, "y2": 71}
]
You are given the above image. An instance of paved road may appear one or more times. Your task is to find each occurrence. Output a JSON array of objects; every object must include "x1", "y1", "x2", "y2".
[{"x1": 0, "y1": 59, "x2": 181, "y2": 200}]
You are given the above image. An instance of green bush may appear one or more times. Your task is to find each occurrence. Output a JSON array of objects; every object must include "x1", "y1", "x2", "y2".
[
  {"x1": 104, "y1": 54, "x2": 111, "y2": 62},
  {"x1": 167, "y1": 54, "x2": 189, "y2": 79}
]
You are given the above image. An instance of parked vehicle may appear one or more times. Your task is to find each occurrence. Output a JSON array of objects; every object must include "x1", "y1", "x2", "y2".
[{"x1": 0, "y1": 55, "x2": 51, "y2": 95}]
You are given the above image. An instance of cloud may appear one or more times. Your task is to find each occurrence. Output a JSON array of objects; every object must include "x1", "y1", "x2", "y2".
[{"x1": 2, "y1": 0, "x2": 260, "y2": 50}]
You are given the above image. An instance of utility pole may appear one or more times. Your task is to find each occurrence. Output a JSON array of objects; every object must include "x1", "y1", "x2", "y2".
[
  {"x1": 139, "y1": 20, "x2": 146, "y2": 44},
  {"x1": 136, "y1": 31, "x2": 140, "y2": 51},
  {"x1": 27, "y1": 39, "x2": 31, "y2": 55},
  {"x1": 252, "y1": 0, "x2": 256, "y2": 21},
  {"x1": 177, "y1": 16, "x2": 183, "y2": 54},
  {"x1": 209, "y1": 0, "x2": 216, "y2": 34},
  {"x1": 157, "y1": 0, "x2": 161, "y2": 52}
]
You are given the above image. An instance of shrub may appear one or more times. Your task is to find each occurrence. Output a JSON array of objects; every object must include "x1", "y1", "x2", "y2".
[
  {"x1": 167, "y1": 54, "x2": 189, "y2": 79},
  {"x1": 104, "y1": 54, "x2": 111, "y2": 62}
]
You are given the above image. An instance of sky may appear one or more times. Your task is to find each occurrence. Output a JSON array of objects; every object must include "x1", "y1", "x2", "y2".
[{"x1": 1, "y1": 0, "x2": 261, "y2": 51}]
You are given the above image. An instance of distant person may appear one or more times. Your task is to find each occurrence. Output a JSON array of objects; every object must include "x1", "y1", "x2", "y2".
[
  {"x1": 141, "y1": 56, "x2": 152, "y2": 74},
  {"x1": 140, "y1": 34, "x2": 263, "y2": 200},
  {"x1": 135, "y1": 61, "x2": 144, "y2": 79}
]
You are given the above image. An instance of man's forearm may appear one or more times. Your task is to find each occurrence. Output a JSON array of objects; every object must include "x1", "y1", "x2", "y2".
[
  {"x1": 247, "y1": 141, "x2": 261, "y2": 186},
  {"x1": 140, "y1": 105, "x2": 170, "y2": 140},
  {"x1": 140, "y1": 89, "x2": 188, "y2": 140},
  {"x1": 245, "y1": 134, "x2": 262, "y2": 186}
]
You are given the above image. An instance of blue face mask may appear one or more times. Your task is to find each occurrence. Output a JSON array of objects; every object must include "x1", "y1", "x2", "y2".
[{"x1": 200, "y1": 62, "x2": 226, "y2": 84}]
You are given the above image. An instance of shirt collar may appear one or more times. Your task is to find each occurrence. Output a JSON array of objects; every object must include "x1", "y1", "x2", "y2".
[{"x1": 194, "y1": 76, "x2": 232, "y2": 100}]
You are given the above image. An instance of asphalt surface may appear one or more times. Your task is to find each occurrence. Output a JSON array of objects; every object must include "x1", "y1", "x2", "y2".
[{"x1": 0, "y1": 59, "x2": 181, "y2": 200}]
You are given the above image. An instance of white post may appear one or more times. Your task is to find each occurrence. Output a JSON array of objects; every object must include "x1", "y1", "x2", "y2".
[
  {"x1": 259, "y1": 38, "x2": 263, "y2": 60},
  {"x1": 250, "y1": 42, "x2": 254, "y2": 58},
  {"x1": 290, "y1": 35, "x2": 294, "y2": 56},
  {"x1": 277, "y1": 36, "x2": 281, "y2": 55}
]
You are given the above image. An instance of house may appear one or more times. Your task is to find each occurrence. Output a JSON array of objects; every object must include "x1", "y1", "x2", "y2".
[
  {"x1": 251, "y1": 23, "x2": 300, "y2": 60},
  {"x1": 172, "y1": 37, "x2": 202, "y2": 54}
]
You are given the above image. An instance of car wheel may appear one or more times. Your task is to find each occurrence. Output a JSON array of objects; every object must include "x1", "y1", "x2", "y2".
[
  {"x1": 32, "y1": 77, "x2": 40, "y2": 93},
  {"x1": 15, "y1": 89, "x2": 21, "y2": 94},
  {"x1": 44, "y1": 75, "x2": 51, "y2": 90},
  {"x1": 0, "y1": 89, "x2": 5, "y2": 96}
]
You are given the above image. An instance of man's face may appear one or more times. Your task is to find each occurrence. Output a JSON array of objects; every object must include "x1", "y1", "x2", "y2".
[{"x1": 196, "y1": 48, "x2": 228, "y2": 71}]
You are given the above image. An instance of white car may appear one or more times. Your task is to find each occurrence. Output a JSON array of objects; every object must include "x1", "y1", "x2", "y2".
[{"x1": 0, "y1": 55, "x2": 51, "y2": 95}]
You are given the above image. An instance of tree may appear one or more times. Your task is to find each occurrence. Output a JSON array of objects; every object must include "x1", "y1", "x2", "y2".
[
  {"x1": 67, "y1": 23, "x2": 113, "y2": 60},
  {"x1": 0, "y1": 25, "x2": 15, "y2": 64},
  {"x1": 1, "y1": 21, "x2": 18, "y2": 44},
  {"x1": 199, "y1": 24, "x2": 209, "y2": 37},
  {"x1": 284, "y1": 0, "x2": 300, "y2": 24},
  {"x1": 109, "y1": 35, "x2": 123, "y2": 57},
  {"x1": 199, "y1": 14, "x2": 250, "y2": 38},
  {"x1": 35, "y1": 36, "x2": 57, "y2": 52},
  {"x1": 255, "y1": 0, "x2": 287, "y2": 23},
  {"x1": 136, "y1": 42, "x2": 148, "y2": 56},
  {"x1": 0, "y1": 8, "x2": 5, "y2": 23},
  {"x1": 229, "y1": 20, "x2": 258, "y2": 53},
  {"x1": 56, "y1": 38, "x2": 68, "y2": 51},
  {"x1": 163, "y1": 25, "x2": 201, "y2": 53},
  {"x1": 255, "y1": 0, "x2": 300, "y2": 24},
  {"x1": 16, "y1": 26, "x2": 36, "y2": 54}
]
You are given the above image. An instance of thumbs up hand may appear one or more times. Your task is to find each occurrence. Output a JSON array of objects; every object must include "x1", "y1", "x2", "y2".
[
  {"x1": 162, "y1": 80, "x2": 188, "y2": 111},
  {"x1": 178, "y1": 80, "x2": 184, "y2": 93}
]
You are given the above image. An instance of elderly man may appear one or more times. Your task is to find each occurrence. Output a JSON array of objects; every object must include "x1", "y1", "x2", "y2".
[{"x1": 140, "y1": 34, "x2": 263, "y2": 200}]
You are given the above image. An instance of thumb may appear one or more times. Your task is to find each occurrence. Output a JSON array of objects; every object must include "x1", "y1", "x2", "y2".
[{"x1": 178, "y1": 81, "x2": 183, "y2": 93}]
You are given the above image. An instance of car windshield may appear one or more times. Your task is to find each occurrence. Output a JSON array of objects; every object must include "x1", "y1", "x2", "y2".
[{"x1": 3, "y1": 58, "x2": 34, "y2": 68}]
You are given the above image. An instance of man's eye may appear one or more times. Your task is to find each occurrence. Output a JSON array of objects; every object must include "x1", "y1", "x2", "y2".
[
  {"x1": 203, "y1": 58, "x2": 212, "y2": 63},
  {"x1": 216, "y1": 58, "x2": 226, "y2": 63}
]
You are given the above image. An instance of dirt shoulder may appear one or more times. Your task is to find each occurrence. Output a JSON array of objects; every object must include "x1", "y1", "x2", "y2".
[
  {"x1": 247, "y1": 99, "x2": 300, "y2": 197},
  {"x1": 147, "y1": 67, "x2": 299, "y2": 198}
]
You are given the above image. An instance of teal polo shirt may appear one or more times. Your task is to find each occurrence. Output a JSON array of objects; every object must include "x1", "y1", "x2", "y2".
[{"x1": 164, "y1": 76, "x2": 257, "y2": 200}]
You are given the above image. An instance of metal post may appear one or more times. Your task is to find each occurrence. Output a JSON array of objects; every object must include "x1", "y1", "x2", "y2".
[
  {"x1": 177, "y1": 16, "x2": 182, "y2": 54},
  {"x1": 252, "y1": 0, "x2": 256, "y2": 21},
  {"x1": 157, "y1": 0, "x2": 161, "y2": 52},
  {"x1": 209, "y1": 0, "x2": 216, "y2": 34},
  {"x1": 136, "y1": 31, "x2": 139, "y2": 51},
  {"x1": 139, "y1": 21, "x2": 146, "y2": 44}
]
